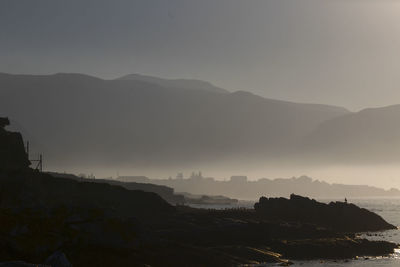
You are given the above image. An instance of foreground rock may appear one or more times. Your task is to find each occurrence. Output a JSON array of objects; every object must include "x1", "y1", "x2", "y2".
[
  {"x1": 254, "y1": 194, "x2": 396, "y2": 232},
  {"x1": 1, "y1": 172, "x2": 398, "y2": 266},
  {"x1": 48, "y1": 172, "x2": 186, "y2": 205}
]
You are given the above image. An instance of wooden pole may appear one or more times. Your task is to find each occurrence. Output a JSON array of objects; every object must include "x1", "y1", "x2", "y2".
[
  {"x1": 26, "y1": 141, "x2": 30, "y2": 158},
  {"x1": 39, "y1": 154, "x2": 43, "y2": 172}
]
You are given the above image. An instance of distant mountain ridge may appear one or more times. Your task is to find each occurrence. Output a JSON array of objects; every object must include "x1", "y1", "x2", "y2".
[
  {"x1": 117, "y1": 73, "x2": 229, "y2": 94},
  {"x1": 0, "y1": 72, "x2": 350, "y2": 171}
]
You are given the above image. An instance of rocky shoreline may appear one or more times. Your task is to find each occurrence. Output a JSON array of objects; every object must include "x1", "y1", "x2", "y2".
[
  {"x1": 0, "y1": 118, "x2": 398, "y2": 266},
  {"x1": 0, "y1": 171, "x2": 398, "y2": 266}
]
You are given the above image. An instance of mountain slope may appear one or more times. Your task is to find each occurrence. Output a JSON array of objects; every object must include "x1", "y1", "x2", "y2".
[
  {"x1": 302, "y1": 104, "x2": 400, "y2": 163},
  {"x1": 0, "y1": 72, "x2": 349, "y2": 171}
]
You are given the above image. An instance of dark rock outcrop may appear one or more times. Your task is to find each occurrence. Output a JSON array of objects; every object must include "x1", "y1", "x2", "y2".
[
  {"x1": 254, "y1": 194, "x2": 396, "y2": 232},
  {"x1": 180, "y1": 192, "x2": 238, "y2": 205},
  {"x1": 100, "y1": 179, "x2": 185, "y2": 205},
  {"x1": 0, "y1": 118, "x2": 30, "y2": 171},
  {"x1": 48, "y1": 172, "x2": 185, "y2": 205},
  {"x1": 0, "y1": 170, "x2": 175, "y2": 266},
  {"x1": 0, "y1": 171, "x2": 175, "y2": 218}
]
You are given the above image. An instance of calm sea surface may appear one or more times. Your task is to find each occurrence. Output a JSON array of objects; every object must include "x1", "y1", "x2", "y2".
[{"x1": 189, "y1": 198, "x2": 400, "y2": 267}]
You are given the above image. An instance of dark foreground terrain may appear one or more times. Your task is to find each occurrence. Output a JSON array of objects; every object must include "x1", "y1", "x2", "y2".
[
  {"x1": 0, "y1": 118, "x2": 398, "y2": 266},
  {"x1": 0, "y1": 170, "x2": 398, "y2": 267}
]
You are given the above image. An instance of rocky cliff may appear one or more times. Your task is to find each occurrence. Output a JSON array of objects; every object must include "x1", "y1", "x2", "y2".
[{"x1": 0, "y1": 117, "x2": 30, "y2": 171}]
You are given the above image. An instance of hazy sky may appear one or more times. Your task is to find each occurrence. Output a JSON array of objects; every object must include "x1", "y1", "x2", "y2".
[{"x1": 2, "y1": 0, "x2": 400, "y2": 110}]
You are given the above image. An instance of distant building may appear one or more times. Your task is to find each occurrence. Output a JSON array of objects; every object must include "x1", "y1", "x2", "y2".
[
  {"x1": 230, "y1": 176, "x2": 248, "y2": 183},
  {"x1": 190, "y1": 171, "x2": 203, "y2": 180},
  {"x1": 186, "y1": 171, "x2": 215, "y2": 182}
]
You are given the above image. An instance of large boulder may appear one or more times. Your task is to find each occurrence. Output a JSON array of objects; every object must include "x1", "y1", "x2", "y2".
[{"x1": 254, "y1": 194, "x2": 396, "y2": 232}]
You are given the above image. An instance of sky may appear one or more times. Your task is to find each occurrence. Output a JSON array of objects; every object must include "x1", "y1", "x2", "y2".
[{"x1": 2, "y1": 0, "x2": 400, "y2": 110}]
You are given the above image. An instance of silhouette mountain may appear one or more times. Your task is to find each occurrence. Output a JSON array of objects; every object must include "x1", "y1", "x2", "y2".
[
  {"x1": 302, "y1": 104, "x2": 400, "y2": 163},
  {"x1": 117, "y1": 73, "x2": 229, "y2": 94},
  {"x1": 0, "y1": 72, "x2": 349, "y2": 170}
]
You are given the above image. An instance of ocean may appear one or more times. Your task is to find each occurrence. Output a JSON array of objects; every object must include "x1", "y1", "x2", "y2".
[{"x1": 189, "y1": 198, "x2": 400, "y2": 267}]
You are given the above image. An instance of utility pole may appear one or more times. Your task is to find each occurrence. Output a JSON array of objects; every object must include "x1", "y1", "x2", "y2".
[
  {"x1": 26, "y1": 141, "x2": 30, "y2": 158},
  {"x1": 26, "y1": 140, "x2": 43, "y2": 172},
  {"x1": 39, "y1": 154, "x2": 43, "y2": 172}
]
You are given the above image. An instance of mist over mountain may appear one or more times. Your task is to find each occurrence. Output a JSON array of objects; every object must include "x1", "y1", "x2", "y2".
[
  {"x1": 0, "y1": 72, "x2": 349, "y2": 173},
  {"x1": 302, "y1": 105, "x2": 400, "y2": 164}
]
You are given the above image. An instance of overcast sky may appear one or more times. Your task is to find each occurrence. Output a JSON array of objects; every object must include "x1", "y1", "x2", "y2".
[{"x1": 1, "y1": 0, "x2": 400, "y2": 110}]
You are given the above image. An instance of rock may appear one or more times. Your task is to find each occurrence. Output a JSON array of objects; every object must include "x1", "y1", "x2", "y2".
[
  {"x1": 0, "y1": 118, "x2": 10, "y2": 128},
  {"x1": 0, "y1": 117, "x2": 30, "y2": 171},
  {"x1": 44, "y1": 251, "x2": 72, "y2": 267},
  {"x1": 254, "y1": 194, "x2": 396, "y2": 232}
]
